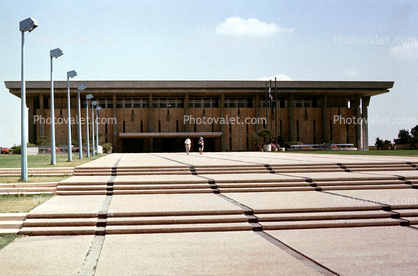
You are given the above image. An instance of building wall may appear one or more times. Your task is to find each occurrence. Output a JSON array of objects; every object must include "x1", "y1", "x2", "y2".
[{"x1": 32, "y1": 96, "x2": 361, "y2": 151}]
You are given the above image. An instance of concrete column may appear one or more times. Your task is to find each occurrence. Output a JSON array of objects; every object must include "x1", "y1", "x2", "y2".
[
  {"x1": 220, "y1": 93, "x2": 225, "y2": 152},
  {"x1": 288, "y1": 94, "x2": 294, "y2": 141},
  {"x1": 112, "y1": 94, "x2": 118, "y2": 153},
  {"x1": 362, "y1": 96, "x2": 371, "y2": 150},
  {"x1": 322, "y1": 94, "x2": 328, "y2": 142},
  {"x1": 355, "y1": 95, "x2": 362, "y2": 150},
  {"x1": 184, "y1": 93, "x2": 189, "y2": 132},
  {"x1": 39, "y1": 94, "x2": 44, "y2": 137},
  {"x1": 255, "y1": 94, "x2": 260, "y2": 134},
  {"x1": 148, "y1": 93, "x2": 153, "y2": 152},
  {"x1": 27, "y1": 97, "x2": 36, "y2": 144}
]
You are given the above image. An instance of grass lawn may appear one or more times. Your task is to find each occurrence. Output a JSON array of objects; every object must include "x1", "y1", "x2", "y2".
[
  {"x1": 0, "y1": 153, "x2": 104, "y2": 168},
  {"x1": 0, "y1": 175, "x2": 71, "y2": 183},
  {"x1": 0, "y1": 194, "x2": 55, "y2": 213},
  {"x1": 281, "y1": 150, "x2": 418, "y2": 156},
  {"x1": 0, "y1": 234, "x2": 23, "y2": 251}
]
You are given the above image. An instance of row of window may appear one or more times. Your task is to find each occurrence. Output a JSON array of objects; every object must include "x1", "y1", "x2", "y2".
[{"x1": 80, "y1": 97, "x2": 321, "y2": 109}]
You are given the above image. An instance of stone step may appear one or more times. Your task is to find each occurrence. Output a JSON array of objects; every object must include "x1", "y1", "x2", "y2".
[
  {"x1": 55, "y1": 190, "x2": 106, "y2": 196},
  {"x1": 22, "y1": 218, "x2": 97, "y2": 227},
  {"x1": 344, "y1": 164, "x2": 411, "y2": 168},
  {"x1": 0, "y1": 221, "x2": 24, "y2": 229},
  {"x1": 57, "y1": 185, "x2": 107, "y2": 191},
  {"x1": 0, "y1": 187, "x2": 56, "y2": 194},
  {"x1": 216, "y1": 182, "x2": 311, "y2": 188},
  {"x1": 106, "y1": 214, "x2": 248, "y2": 225},
  {"x1": 314, "y1": 180, "x2": 406, "y2": 186},
  {"x1": 256, "y1": 210, "x2": 390, "y2": 221},
  {"x1": 113, "y1": 189, "x2": 213, "y2": 194},
  {"x1": 392, "y1": 209, "x2": 418, "y2": 217},
  {"x1": 0, "y1": 213, "x2": 27, "y2": 221},
  {"x1": 0, "y1": 183, "x2": 58, "y2": 188},
  {"x1": 113, "y1": 184, "x2": 211, "y2": 190},
  {"x1": 320, "y1": 184, "x2": 410, "y2": 190},
  {"x1": 260, "y1": 218, "x2": 401, "y2": 230},
  {"x1": 270, "y1": 169, "x2": 344, "y2": 173},
  {"x1": 348, "y1": 167, "x2": 416, "y2": 172},
  {"x1": 403, "y1": 217, "x2": 418, "y2": 224},
  {"x1": 105, "y1": 222, "x2": 253, "y2": 234},
  {"x1": 19, "y1": 226, "x2": 96, "y2": 235},
  {"x1": 219, "y1": 187, "x2": 315, "y2": 193}
]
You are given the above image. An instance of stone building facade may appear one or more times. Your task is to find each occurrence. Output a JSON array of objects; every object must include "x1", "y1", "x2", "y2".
[{"x1": 5, "y1": 80, "x2": 394, "y2": 152}]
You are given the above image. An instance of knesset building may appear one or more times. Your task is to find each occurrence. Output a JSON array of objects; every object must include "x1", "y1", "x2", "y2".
[{"x1": 5, "y1": 80, "x2": 394, "y2": 153}]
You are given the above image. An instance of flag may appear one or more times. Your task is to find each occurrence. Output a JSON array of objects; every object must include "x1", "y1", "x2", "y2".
[{"x1": 268, "y1": 86, "x2": 273, "y2": 100}]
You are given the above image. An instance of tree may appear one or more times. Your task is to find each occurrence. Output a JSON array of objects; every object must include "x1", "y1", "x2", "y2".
[
  {"x1": 375, "y1": 137, "x2": 385, "y2": 149},
  {"x1": 393, "y1": 129, "x2": 411, "y2": 145},
  {"x1": 258, "y1": 129, "x2": 274, "y2": 144},
  {"x1": 249, "y1": 131, "x2": 261, "y2": 146}
]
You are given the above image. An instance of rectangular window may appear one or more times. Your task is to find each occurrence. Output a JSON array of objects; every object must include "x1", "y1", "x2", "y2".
[
  {"x1": 330, "y1": 120, "x2": 333, "y2": 141},
  {"x1": 123, "y1": 121, "x2": 125, "y2": 133},
  {"x1": 212, "y1": 99, "x2": 219, "y2": 108},
  {"x1": 107, "y1": 100, "x2": 113, "y2": 109},
  {"x1": 117, "y1": 99, "x2": 123, "y2": 108},
  {"x1": 313, "y1": 120, "x2": 316, "y2": 144},
  {"x1": 125, "y1": 98, "x2": 132, "y2": 109},
  {"x1": 133, "y1": 98, "x2": 141, "y2": 108},
  {"x1": 297, "y1": 120, "x2": 300, "y2": 141},
  {"x1": 158, "y1": 121, "x2": 161, "y2": 132},
  {"x1": 152, "y1": 98, "x2": 158, "y2": 108},
  {"x1": 142, "y1": 99, "x2": 149, "y2": 108},
  {"x1": 141, "y1": 121, "x2": 143, "y2": 133},
  {"x1": 176, "y1": 120, "x2": 179, "y2": 132}
]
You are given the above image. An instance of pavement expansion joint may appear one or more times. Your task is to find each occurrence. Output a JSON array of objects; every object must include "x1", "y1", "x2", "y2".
[{"x1": 255, "y1": 231, "x2": 339, "y2": 276}]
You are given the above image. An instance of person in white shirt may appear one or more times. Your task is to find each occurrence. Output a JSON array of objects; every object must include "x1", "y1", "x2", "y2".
[
  {"x1": 198, "y1": 137, "x2": 204, "y2": 155},
  {"x1": 184, "y1": 137, "x2": 191, "y2": 155}
]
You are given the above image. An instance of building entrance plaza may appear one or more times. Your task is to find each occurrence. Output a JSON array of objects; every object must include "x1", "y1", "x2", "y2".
[
  {"x1": 5, "y1": 80, "x2": 394, "y2": 152},
  {"x1": 1, "y1": 152, "x2": 418, "y2": 275}
]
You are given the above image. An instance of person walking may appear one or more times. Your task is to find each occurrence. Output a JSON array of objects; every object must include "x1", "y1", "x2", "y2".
[
  {"x1": 198, "y1": 137, "x2": 204, "y2": 155},
  {"x1": 184, "y1": 137, "x2": 191, "y2": 155}
]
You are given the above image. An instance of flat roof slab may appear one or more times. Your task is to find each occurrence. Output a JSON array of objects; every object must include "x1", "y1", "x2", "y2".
[
  {"x1": 266, "y1": 226, "x2": 418, "y2": 275},
  {"x1": 95, "y1": 231, "x2": 323, "y2": 276}
]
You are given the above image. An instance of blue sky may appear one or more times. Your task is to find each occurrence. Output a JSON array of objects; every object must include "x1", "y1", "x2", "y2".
[{"x1": 1, "y1": 0, "x2": 417, "y2": 147}]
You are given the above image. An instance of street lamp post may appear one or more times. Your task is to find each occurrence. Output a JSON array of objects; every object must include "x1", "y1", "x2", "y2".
[
  {"x1": 50, "y1": 48, "x2": 63, "y2": 166},
  {"x1": 77, "y1": 85, "x2": 86, "y2": 159},
  {"x1": 19, "y1": 17, "x2": 38, "y2": 181},
  {"x1": 66, "y1": 70, "x2": 77, "y2": 162},
  {"x1": 91, "y1": 101, "x2": 97, "y2": 156},
  {"x1": 96, "y1": 106, "x2": 102, "y2": 154},
  {"x1": 86, "y1": 94, "x2": 93, "y2": 157}
]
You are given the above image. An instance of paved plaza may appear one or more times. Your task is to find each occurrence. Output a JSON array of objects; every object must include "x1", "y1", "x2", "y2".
[{"x1": 1, "y1": 152, "x2": 418, "y2": 275}]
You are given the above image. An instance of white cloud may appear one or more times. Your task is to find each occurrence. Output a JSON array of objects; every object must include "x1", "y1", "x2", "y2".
[
  {"x1": 389, "y1": 41, "x2": 418, "y2": 61},
  {"x1": 216, "y1": 17, "x2": 293, "y2": 37},
  {"x1": 344, "y1": 69, "x2": 359, "y2": 77},
  {"x1": 258, "y1": 74, "x2": 293, "y2": 81}
]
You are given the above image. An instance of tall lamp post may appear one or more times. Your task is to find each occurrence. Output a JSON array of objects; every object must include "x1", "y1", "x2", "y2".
[
  {"x1": 86, "y1": 94, "x2": 93, "y2": 157},
  {"x1": 66, "y1": 70, "x2": 77, "y2": 162},
  {"x1": 50, "y1": 48, "x2": 63, "y2": 165},
  {"x1": 77, "y1": 85, "x2": 86, "y2": 159},
  {"x1": 91, "y1": 101, "x2": 97, "y2": 156},
  {"x1": 19, "y1": 17, "x2": 38, "y2": 181},
  {"x1": 96, "y1": 106, "x2": 102, "y2": 154}
]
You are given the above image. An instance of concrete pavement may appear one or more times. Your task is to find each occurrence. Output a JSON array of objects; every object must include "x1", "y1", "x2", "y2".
[{"x1": 1, "y1": 151, "x2": 418, "y2": 275}]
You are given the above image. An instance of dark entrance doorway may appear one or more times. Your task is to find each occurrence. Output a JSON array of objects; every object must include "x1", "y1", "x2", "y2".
[
  {"x1": 191, "y1": 137, "x2": 215, "y2": 152},
  {"x1": 123, "y1": 138, "x2": 144, "y2": 153},
  {"x1": 153, "y1": 138, "x2": 185, "y2": 152}
]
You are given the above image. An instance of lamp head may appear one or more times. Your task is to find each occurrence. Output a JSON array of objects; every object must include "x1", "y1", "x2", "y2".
[
  {"x1": 96, "y1": 106, "x2": 102, "y2": 111},
  {"x1": 92, "y1": 101, "x2": 98, "y2": 106},
  {"x1": 67, "y1": 70, "x2": 77, "y2": 79},
  {"x1": 20, "y1": 18, "x2": 38, "y2": 32},
  {"x1": 78, "y1": 84, "x2": 86, "y2": 91},
  {"x1": 50, "y1": 48, "x2": 63, "y2": 58},
  {"x1": 86, "y1": 94, "x2": 93, "y2": 100}
]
